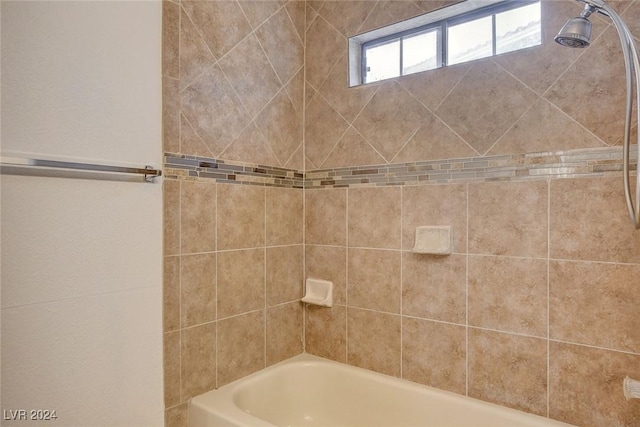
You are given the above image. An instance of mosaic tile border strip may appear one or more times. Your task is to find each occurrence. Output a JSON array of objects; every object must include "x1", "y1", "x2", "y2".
[
  {"x1": 164, "y1": 153, "x2": 304, "y2": 188},
  {"x1": 164, "y1": 146, "x2": 636, "y2": 189},
  {"x1": 305, "y1": 146, "x2": 637, "y2": 189}
]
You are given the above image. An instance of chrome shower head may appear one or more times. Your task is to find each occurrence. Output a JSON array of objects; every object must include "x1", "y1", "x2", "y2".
[{"x1": 555, "y1": 16, "x2": 592, "y2": 47}]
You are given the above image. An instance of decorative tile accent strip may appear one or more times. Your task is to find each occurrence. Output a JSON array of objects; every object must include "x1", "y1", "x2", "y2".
[
  {"x1": 163, "y1": 153, "x2": 304, "y2": 188},
  {"x1": 304, "y1": 146, "x2": 637, "y2": 189},
  {"x1": 165, "y1": 146, "x2": 637, "y2": 189}
]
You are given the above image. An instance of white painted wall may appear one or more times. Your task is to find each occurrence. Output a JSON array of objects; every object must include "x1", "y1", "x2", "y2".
[{"x1": 1, "y1": 1, "x2": 163, "y2": 426}]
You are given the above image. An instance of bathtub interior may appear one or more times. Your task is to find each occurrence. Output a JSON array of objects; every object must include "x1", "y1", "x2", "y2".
[{"x1": 190, "y1": 353, "x2": 575, "y2": 427}]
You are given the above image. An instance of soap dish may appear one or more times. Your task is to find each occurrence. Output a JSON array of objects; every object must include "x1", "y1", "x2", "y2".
[
  {"x1": 302, "y1": 278, "x2": 333, "y2": 307},
  {"x1": 412, "y1": 226, "x2": 452, "y2": 255}
]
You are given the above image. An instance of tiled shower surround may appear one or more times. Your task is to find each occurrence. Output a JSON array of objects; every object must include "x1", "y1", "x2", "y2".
[{"x1": 162, "y1": 0, "x2": 640, "y2": 426}]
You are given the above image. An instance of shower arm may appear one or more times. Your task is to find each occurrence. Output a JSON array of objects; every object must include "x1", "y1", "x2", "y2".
[{"x1": 575, "y1": 0, "x2": 640, "y2": 229}]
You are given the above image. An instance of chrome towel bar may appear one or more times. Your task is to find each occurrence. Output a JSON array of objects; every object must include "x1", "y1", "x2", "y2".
[{"x1": 0, "y1": 156, "x2": 162, "y2": 182}]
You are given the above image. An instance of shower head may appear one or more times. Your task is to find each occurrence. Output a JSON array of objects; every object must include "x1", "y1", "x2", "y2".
[
  {"x1": 554, "y1": 16, "x2": 592, "y2": 47},
  {"x1": 554, "y1": 3, "x2": 598, "y2": 48}
]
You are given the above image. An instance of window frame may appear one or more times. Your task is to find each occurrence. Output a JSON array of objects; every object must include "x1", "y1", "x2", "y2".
[{"x1": 358, "y1": 0, "x2": 540, "y2": 85}]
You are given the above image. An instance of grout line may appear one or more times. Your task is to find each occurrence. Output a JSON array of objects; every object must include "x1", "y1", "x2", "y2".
[
  {"x1": 546, "y1": 178, "x2": 551, "y2": 417},
  {"x1": 399, "y1": 187, "x2": 404, "y2": 379},
  {"x1": 264, "y1": 186, "x2": 268, "y2": 369},
  {"x1": 465, "y1": 183, "x2": 469, "y2": 397},
  {"x1": 302, "y1": 0, "x2": 308, "y2": 350},
  {"x1": 345, "y1": 188, "x2": 350, "y2": 364},
  {"x1": 214, "y1": 183, "x2": 219, "y2": 389}
]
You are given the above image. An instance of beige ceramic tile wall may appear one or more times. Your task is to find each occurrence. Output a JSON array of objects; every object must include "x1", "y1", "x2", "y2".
[
  {"x1": 163, "y1": 180, "x2": 304, "y2": 424},
  {"x1": 304, "y1": 0, "x2": 639, "y2": 169},
  {"x1": 163, "y1": 0, "x2": 305, "y2": 169},
  {"x1": 162, "y1": 1, "x2": 306, "y2": 424},
  {"x1": 163, "y1": 1, "x2": 640, "y2": 426},
  {"x1": 305, "y1": 176, "x2": 640, "y2": 426}
]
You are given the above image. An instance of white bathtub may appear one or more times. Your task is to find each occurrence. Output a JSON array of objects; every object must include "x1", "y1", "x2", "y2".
[{"x1": 189, "y1": 353, "x2": 575, "y2": 427}]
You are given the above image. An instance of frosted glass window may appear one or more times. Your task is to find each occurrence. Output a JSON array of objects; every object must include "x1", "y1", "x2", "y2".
[
  {"x1": 447, "y1": 16, "x2": 493, "y2": 66},
  {"x1": 364, "y1": 39, "x2": 400, "y2": 83},
  {"x1": 403, "y1": 29, "x2": 440, "y2": 76},
  {"x1": 496, "y1": 2, "x2": 542, "y2": 54},
  {"x1": 353, "y1": 0, "x2": 542, "y2": 86}
]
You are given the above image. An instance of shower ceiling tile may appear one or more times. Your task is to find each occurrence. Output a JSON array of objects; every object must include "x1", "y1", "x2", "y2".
[
  {"x1": 305, "y1": 16, "x2": 346, "y2": 89},
  {"x1": 397, "y1": 63, "x2": 470, "y2": 112},
  {"x1": 254, "y1": 90, "x2": 302, "y2": 166},
  {"x1": 317, "y1": 55, "x2": 377, "y2": 123},
  {"x1": 256, "y1": 8, "x2": 304, "y2": 85},
  {"x1": 321, "y1": 127, "x2": 385, "y2": 168},
  {"x1": 489, "y1": 98, "x2": 605, "y2": 155},
  {"x1": 354, "y1": 81, "x2": 428, "y2": 162},
  {"x1": 545, "y1": 27, "x2": 627, "y2": 145},
  {"x1": 218, "y1": 34, "x2": 281, "y2": 119},
  {"x1": 181, "y1": 65, "x2": 251, "y2": 157},
  {"x1": 436, "y1": 61, "x2": 537, "y2": 156},
  {"x1": 493, "y1": 0, "x2": 607, "y2": 96},
  {"x1": 237, "y1": 1, "x2": 283, "y2": 30},
  {"x1": 393, "y1": 112, "x2": 476, "y2": 163},
  {"x1": 304, "y1": 91, "x2": 350, "y2": 167},
  {"x1": 179, "y1": 8, "x2": 216, "y2": 91},
  {"x1": 182, "y1": 1, "x2": 252, "y2": 60},
  {"x1": 316, "y1": 0, "x2": 376, "y2": 37}
]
